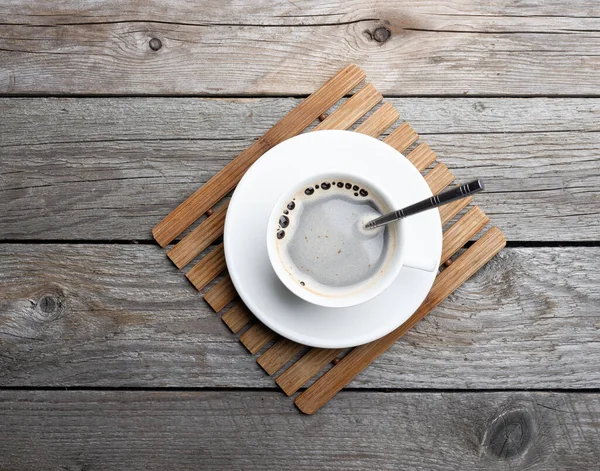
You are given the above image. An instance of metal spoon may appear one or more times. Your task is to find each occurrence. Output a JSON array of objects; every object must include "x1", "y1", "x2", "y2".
[{"x1": 365, "y1": 179, "x2": 485, "y2": 230}]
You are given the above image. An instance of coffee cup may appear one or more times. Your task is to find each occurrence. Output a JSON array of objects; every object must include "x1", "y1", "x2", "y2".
[{"x1": 266, "y1": 171, "x2": 437, "y2": 308}]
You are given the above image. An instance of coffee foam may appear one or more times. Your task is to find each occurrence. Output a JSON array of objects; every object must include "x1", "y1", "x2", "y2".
[{"x1": 274, "y1": 178, "x2": 397, "y2": 298}]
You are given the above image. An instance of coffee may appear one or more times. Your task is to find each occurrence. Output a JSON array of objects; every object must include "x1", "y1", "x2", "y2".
[{"x1": 273, "y1": 177, "x2": 397, "y2": 298}]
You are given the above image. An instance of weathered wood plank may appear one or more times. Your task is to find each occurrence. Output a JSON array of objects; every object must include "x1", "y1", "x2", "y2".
[
  {"x1": 0, "y1": 390, "x2": 599, "y2": 470},
  {"x1": 3, "y1": 97, "x2": 598, "y2": 147},
  {"x1": 1, "y1": 244, "x2": 599, "y2": 388},
  {"x1": 1, "y1": 1, "x2": 599, "y2": 95},
  {"x1": 3, "y1": 0, "x2": 600, "y2": 30},
  {"x1": 2, "y1": 97, "x2": 598, "y2": 241}
]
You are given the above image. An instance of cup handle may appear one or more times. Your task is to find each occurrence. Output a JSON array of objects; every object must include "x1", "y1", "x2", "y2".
[{"x1": 402, "y1": 253, "x2": 438, "y2": 272}]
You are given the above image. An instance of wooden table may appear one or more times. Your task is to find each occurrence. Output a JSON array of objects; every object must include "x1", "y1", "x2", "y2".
[{"x1": 1, "y1": 1, "x2": 599, "y2": 469}]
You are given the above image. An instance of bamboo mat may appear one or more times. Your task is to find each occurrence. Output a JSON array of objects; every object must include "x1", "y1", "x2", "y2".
[{"x1": 153, "y1": 64, "x2": 506, "y2": 414}]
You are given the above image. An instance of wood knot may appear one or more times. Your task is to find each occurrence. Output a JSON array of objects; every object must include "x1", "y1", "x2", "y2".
[
  {"x1": 149, "y1": 38, "x2": 162, "y2": 51},
  {"x1": 364, "y1": 27, "x2": 391, "y2": 44},
  {"x1": 373, "y1": 27, "x2": 391, "y2": 43},
  {"x1": 483, "y1": 409, "x2": 534, "y2": 460},
  {"x1": 34, "y1": 291, "x2": 65, "y2": 322},
  {"x1": 473, "y1": 102, "x2": 486, "y2": 113}
]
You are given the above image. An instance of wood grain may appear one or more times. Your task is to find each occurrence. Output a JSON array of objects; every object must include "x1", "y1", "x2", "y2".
[
  {"x1": 2, "y1": 1, "x2": 600, "y2": 95},
  {"x1": 4, "y1": 0, "x2": 600, "y2": 30},
  {"x1": 167, "y1": 200, "x2": 229, "y2": 269},
  {"x1": 151, "y1": 64, "x2": 365, "y2": 246},
  {"x1": 354, "y1": 102, "x2": 399, "y2": 137},
  {"x1": 257, "y1": 339, "x2": 305, "y2": 376},
  {"x1": 406, "y1": 143, "x2": 437, "y2": 172},
  {"x1": 424, "y1": 163, "x2": 455, "y2": 194},
  {"x1": 276, "y1": 348, "x2": 344, "y2": 396},
  {"x1": 296, "y1": 228, "x2": 506, "y2": 414},
  {"x1": 2, "y1": 97, "x2": 598, "y2": 241},
  {"x1": 1, "y1": 244, "x2": 600, "y2": 388},
  {"x1": 439, "y1": 196, "x2": 472, "y2": 226},
  {"x1": 184, "y1": 243, "x2": 226, "y2": 291},
  {"x1": 204, "y1": 274, "x2": 237, "y2": 312},
  {"x1": 383, "y1": 122, "x2": 419, "y2": 153},
  {"x1": 441, "y1": 206, "x2": 490, "y2": 263},
  {"x1": 221, "y1": 302, "x2": 254, "y2": 334},
  {"x1": 1, "y1": 390, "x2": 600, "y2": 470},
  {"x1": 314, "y1": 83, "x2": 382, "y2": 131},
  {"x1": 239, "y1": 323, "x2": 278, "y2": 355}
]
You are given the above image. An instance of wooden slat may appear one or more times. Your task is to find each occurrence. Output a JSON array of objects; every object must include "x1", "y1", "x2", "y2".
[
  {"x1": 424, "y1": 163, "x2": 455, "y2": 194},
  {"x1": 204, "y1": 274, "x2": 237, "y2": 312},
  {"x1": 405, "y1": 143, "x2": 437, "y2": 172},
  {"x1": 295, "y1": 227, "x2": 507, "y2": 414},
  {"x1": 439, "y1": 196, "x2": 472, "y2": 226},
  {"x1": 276, "y1": 348, "x2": 344, "y2": 396},
  {"x1": 354, "y1": 102, "x2": 400, "y2": 137},
  {"x1": 257, "y1": 339, "x2": 305, "y2": 376},
  {"x1": 184, "y1": 243, "x2": 226, "y2": 291},
  {"x1": 221, "y1": 302, "x2": 254, "y2": 334},
  {"x1": 239, "y1": 323, "x2": 278, "y2": 354},
  {"x1": 152, "y1": 64, "x2": 366, "y2": 247},
  {"x1": 167, "y1": 201, "x2": 229, "y2": 269},
  {"x1": 441, "y1": 206, "x2": 490, "y2": 263},
  {"x1": 314, "y1": 84, "x2": 382, "y2": 131},
  {"x1": 383, "y1": 122, "x2": 419, "y2": 153}
]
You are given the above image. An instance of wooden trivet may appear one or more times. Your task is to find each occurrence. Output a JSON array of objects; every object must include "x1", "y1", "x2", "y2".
[{"x1": 152, "y1": 65, "x2": 506, "y2": 414}]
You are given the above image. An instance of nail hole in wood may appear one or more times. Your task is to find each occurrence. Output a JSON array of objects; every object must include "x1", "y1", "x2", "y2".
[{"x1": 149, "y1": 38, "x2": 162, "y2": 51}]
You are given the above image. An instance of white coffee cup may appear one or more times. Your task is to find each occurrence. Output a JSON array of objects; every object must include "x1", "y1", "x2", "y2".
[{"x1": 266, "y1": 171, "x2": 437, "y2": 308}]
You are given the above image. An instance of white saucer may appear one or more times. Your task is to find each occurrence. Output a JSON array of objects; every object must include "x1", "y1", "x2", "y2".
[{"x1": 224, "y1": 131, "x2": 442, "y2": 348}]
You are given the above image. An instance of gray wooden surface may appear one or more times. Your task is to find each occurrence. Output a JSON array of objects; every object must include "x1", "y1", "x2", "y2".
[
  {"x1": 1, "y1": 1, "x2": 600, "y2": 95},
  {"x1": 1, "y1": 0, "x2": 599, "y2": 469},
  {"x1": 1, "y1": 245, "x2": 599, "y2": 389},
  {"x1": 1, "y1": 391, "x2": 599, "y2": 470},
  {"x1": 2, "y1": 98, "x2": 599, "y2": 241}
]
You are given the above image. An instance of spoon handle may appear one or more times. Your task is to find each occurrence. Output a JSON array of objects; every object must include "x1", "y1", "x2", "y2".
[{"x1": 365, "y1": 179, "x2": 484, "y2": 229}]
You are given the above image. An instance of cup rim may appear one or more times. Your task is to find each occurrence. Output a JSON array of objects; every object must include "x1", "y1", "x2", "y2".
[{"x1": 266, "y1": 171, "x2": 406, "y2": 308}]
